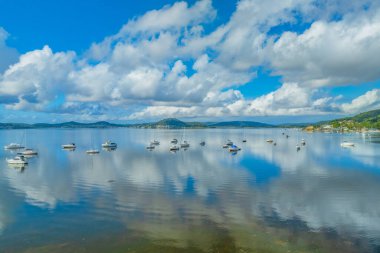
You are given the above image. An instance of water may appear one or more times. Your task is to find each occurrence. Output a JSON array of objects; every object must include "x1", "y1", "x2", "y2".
[{"x1": 0, "y1": 128, "x2": 380, "y2": 253}]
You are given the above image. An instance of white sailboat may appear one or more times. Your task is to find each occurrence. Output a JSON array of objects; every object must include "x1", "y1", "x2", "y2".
[
  {"x1": 62, "y1": 129, "x2": 76, "y2": 150},
  {"x1": 6, "y1": 155, "x2": 28, "y2": 165},
  {"x1": 21, "y1": 130, "x2": 38, "y2": 156},
  {"x1": 62, "y1": 143, "x2": 76, "y2": 149},
  {"x1": 4, "y1": 143, "x2": 24, "y2": 150},
  {"x1": 86, "y1": 132, "x2": 99, "y2": 155},
  {"x1": 341, "y1": 141, "x2": 355, "y2": 147},
  {"x1": 5, "y1": 131, "x2": 25, "y2": 150},
  {"x1": 102, "y1": 140, "x2": 117, "y2": 148},
  {"x1": 180, "y1": 127, "x2": 190, "y2": 148}
]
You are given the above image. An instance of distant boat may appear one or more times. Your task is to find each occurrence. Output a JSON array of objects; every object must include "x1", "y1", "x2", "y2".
[
  {"x1": 102, "y1": 140, "x2": 117, "y2": 148},
  {"x1": 171, "y1": 139, "x2": 178, "y2": 144},
  {"x1": 273, "y1": 142, "x2": 277, "y2": 146},
  {"x1": 4, "y1": 143, "x2": 24, "y2": 150},
  {"x1": 151, "y1": 140, "x2": 160, "y2": 145},
  {"x1": 229, "y1": 145, "x2": 241, "y2": 152},
  {"x1": 62, "y1": 143, "x2": 76, "y2": 149},
  {"x1": 146, "y1": 145, "x2": 155, "y2": 150},
  {"x1": 301, "y1": 139, "x2": 306, "y2": 146},
  {"x1": 180, "y1": 141, "x2": 190, "y2": 148},
  {"x1": 296, "y1": 145, "x2": 301, "y2": 151},
  {"x1": 23, "y1": 130, "x2": 38, "y2": 156},
  {"x1": 6, "y1": 155, "x2": 28, "y2": 165},
  {"x1": 222, "y1": 144, "x2": 229, "y2": 148},
  {"x1": 21, "y1": 148, "x2": 38, "y2": 156},
  {"x1": 200, "y1": 141, "x2": 206, "y2": 146},
  {"x1": 341, "y1": 141, "x2": 355, "y2": 147},
  {"x1": 242, "y1": 139, "x2": 247, "y2": 143},
  {"x1": 86, "y1": 149, "x2": 100, "y2": 154},
  {"x1": 266, "y1": 139, "x2": 274, "y2": 143},
  {"x1": 170, "y1": 145, "x2": 180, "y2": 151},
  {"x1": 286, "y1": 135, "x2": 289, "y2": 138},
  {"x1": 226, "y1": 140, "x2": 233, "y2": 146}
]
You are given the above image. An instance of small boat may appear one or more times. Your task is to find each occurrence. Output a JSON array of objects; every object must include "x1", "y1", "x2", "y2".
[
  {"x1": 6, "y1": 156, "x2": 28, "y2": 165},
  {"x1": 103, "y1": 147, "x2": 117, "y2": 152},
  {"x1": 286, "y1": 135, "x2": 289, "y2": 138},
  {"x1": 171, "y1": 139, "x2": 178, "y2": 144},
  {"x1": 146, "y1": 145, "x2": 155, "y2": 150},
  {"x1": 242, "y1": 139, "x2": 247, "y2": 143},
  {"x1": 86, "y1": 149, "x2": 100, "y2": 154},
  {"x1": 21, "y1": 148, "x2": 38, "y2": 156},
  {"x1": 226, "y1": 140, "x2": 233, "y2": 146},
  {"x1": 151, "y1": 140, "x2": 160, "y2": 145},
  {"x1": 62, "y1": 143, "x2": 76, "y2": 149},
  {"x1": 273, "y1": 142, "x2": 277, "y2": 146},
  {"x1": 102, "y1": 140, "x2": 117, "y2": 148},
  {"x1": 229, "y1": 145, "x2": 241, "y2": 152},
  {"x1": 341, "y1": 142, "x2": 355, "y2": 147},
  {"x1": 266, "y1": 139, "x2": 274, "y2": 143},
  {"x1": 296, "y1": 145, "x2": 301, "y2": 151},
  {"x1": 4, "y1": 143, "x2": 24, "y2": 149},
  {"x1": 222, "y1": 144, "x2": 229, "y2": 148},
  {"x1": 200, "y1": 141, "x2": 206, "y2": 146},
  {"x1": 301, "y1": 139, "x2": 306, "y2": 145},
  {"x1": 180, "y1": 141, "x2": 190, "y2": 148},
  {"x1": 170, "y1": 145, "x2": 180, "y2": 151}
]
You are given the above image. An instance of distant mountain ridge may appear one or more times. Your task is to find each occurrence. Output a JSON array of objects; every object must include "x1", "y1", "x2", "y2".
[
  {"x1": 0, "y1": 121, "x2": 127, "y2": 129},
  {"x1": 0, "y1": 118, "x2": 273, "y2": 129}
]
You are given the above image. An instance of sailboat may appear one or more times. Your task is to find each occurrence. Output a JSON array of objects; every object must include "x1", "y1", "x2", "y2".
[
  {"x1": 6, "y1": 155, "x2": 28, "y2": 165},
  {"x1": 21, "y1": 130, "x2": 38, "y2": 156},
  {"x1": 4, "y1": 131, "x2": 25, "y2": 150},
  {"x1": 102, "y1": 140, "x2": 117, "y2": 148},
  {"x1": 180, "y1": 127, "x2": 190, "y2": 148},
  {"x1": 242, "y1": 128, "x2": 247, "y2": 142},
  {"x1": 62, "y1": 130, "x2": 76, "y2": 150},
  {"x1": 86, "y1": 131, "x2": 100, "y2": 155}
]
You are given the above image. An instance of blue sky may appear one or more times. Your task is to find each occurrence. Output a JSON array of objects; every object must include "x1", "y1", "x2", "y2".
[{"x1": 0, "y1": 0, "x2": 380, "y2": 123}]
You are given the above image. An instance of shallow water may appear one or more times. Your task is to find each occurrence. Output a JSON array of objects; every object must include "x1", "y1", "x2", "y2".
[{"x1": 0, "y1": 128, "x2": 380, "y2": 253}]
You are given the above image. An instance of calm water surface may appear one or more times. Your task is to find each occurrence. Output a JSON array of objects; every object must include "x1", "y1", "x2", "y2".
[{"x1": 0, "y1": 128, "x2": 380, "y2": 253}]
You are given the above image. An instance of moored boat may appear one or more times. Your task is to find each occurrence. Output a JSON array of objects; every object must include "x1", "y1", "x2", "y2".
[
  {"x1": 170, "y1": 145, "x2": 180, "y2": 151},
  {"x1": 102, "y1": 140, "x2": 117, "y2": 148},
  {"x1": 180, "y1": 141, "x2": 190, "y2": 148},
  {"x1": 151, "y1": 140, "x2": 160, "y2": 145},
  {"x1": 6, "y1": 155, "x2": 28, "y2": 165},
  {"x1": 21, "y1": 148, "x2": 38, "y2": 156},
  {"x1": 229, "y1": 145, "x2": 241, "y2": 152},
  {"x1": 86, "y1": 149, "x2": 100, "y2": 154},
  {"x1": 4, "y1": 143, "x2": 24, "y2": 150},
  {"x1": 62, "y1": 143, "x2": 76, "y2": 149},
  {"x1": 341, "y1": 141, "x2": 355, "y2": 147}
]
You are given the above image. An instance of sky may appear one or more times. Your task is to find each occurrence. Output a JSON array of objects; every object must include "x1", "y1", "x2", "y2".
[{"x1": 0, "y1": 0, "x2": 380, "y2": 123}]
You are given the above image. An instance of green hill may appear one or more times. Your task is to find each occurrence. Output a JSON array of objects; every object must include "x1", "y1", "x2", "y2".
[{"x1": 315, "y1": 109, "x2": 380, "y2": 130}]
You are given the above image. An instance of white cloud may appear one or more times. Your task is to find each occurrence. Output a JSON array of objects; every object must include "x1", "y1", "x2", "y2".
[
  {"x1": 268, "y1": 9, "x2": 380, "y2": 87},
  {"x1": 340, "y1": 89, "x2": 380, "y2": 113},
  {"x1": 0, "y1": 45, "x2": 75, "y2": 110},
  {"x1": 1, "y1": 0, "x2": 380, "y2": 120}
]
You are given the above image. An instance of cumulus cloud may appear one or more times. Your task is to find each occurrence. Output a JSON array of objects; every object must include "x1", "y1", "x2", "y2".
[
  {"x1": 0, "y1": 0, "x2": 380, "y2": 120},
  {"x1": 0, "y1": 45, "x2": 75, "y2": 110},
  {"x1": 340, "y1": 89, "x2": 380, "y2": 113}
]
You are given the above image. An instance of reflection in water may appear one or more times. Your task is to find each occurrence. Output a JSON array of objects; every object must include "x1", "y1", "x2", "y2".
[{"x1": 0, "y1": 128, "x2": 379, "y2": 252}]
